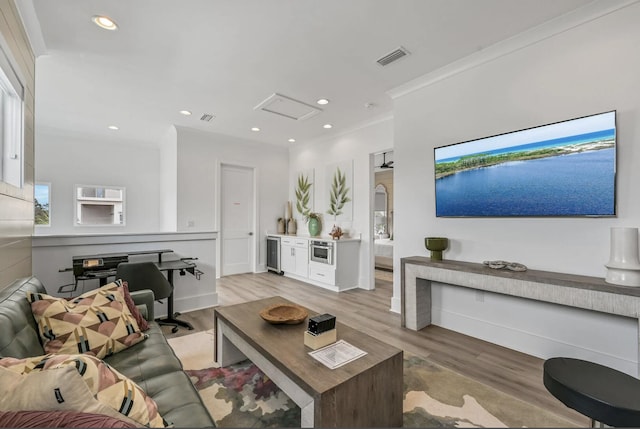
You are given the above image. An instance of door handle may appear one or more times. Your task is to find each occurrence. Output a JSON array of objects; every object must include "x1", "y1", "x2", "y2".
[{"x1": 248, "y1": 232, "x2": 253, "y2": 236}]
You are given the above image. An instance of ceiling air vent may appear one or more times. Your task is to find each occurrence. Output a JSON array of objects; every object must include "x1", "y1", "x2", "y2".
[
  {"x1": 376, "y1": 46, "x2": 410, "y2": 66},
  {"x1": 254, "y1": 93, "x2": 321, "y2": 121},
  {"x1": 200, "y1": 113, "x2": 215, "y2": 122}
]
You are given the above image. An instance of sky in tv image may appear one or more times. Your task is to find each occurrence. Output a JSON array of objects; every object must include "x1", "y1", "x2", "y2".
[{"x1": 434, "y1": 111, "x2": 616, "y2": 217}]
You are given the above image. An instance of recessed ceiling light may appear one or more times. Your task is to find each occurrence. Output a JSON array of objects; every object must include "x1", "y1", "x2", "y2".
[
  {"x1": 179, "y1": 110, "x2": 192, "y2": 116},
  {"x1": 316, "y1": 98, "x2": 330, "y2": 105},
  {"x1": 288, "y1": 138, "x2": 296, "y2": 143},
  {"x1": 323, "y1": 124, "x2": 333, "y2": 129},
  {"x1": 92, "y1": 15, "x2": 118, "y2": 31},
  {"x1": 108, "y1": 125, "x2": 119, "y2": 130},
  {"x1": 251, "y1": 127, "x2": 260, "y2": 132}
]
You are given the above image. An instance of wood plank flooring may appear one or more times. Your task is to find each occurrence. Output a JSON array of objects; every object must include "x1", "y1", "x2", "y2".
[{"x1": 165, "y1": 271, "x2": 587, "y2": 427}]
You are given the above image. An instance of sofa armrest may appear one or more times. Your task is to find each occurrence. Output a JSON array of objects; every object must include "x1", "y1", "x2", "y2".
[{"x1": 130, "y1": 289, "x2": 155, "y2": 321}]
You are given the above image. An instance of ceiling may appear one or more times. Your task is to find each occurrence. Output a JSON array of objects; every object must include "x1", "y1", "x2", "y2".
[{"x1": 24, "y1": 0, "x2": 592, "y2": 147}]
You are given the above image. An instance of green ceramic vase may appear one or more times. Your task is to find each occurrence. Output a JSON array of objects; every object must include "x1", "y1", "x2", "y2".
[
  {"x1": 425, "y1": 237, "x2": 449, "y2": 260},
  {"x1": 308, "y1": 218, "x2": 320, "y2": 236}
]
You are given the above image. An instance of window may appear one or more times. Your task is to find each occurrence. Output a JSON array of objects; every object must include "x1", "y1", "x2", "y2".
[
  {"x1": 34, "y1": 183, "x2": 51, "y2": 226},
  {"x1": 0, "y1": 45, "x2": 24, "y2": 188},
  {"x1": 74, "y1": 185, "x2": 125, "y2": 226}
]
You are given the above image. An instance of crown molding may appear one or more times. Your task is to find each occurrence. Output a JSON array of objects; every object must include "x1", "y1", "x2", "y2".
[
  {"x1": 387, "y1": 0, "x2": 639, "y2": 100},
  {"x1": 14, "y1": 0, "x2": 47, "y2": 57}
]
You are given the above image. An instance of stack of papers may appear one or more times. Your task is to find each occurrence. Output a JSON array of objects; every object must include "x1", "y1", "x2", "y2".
[{"x1": 308, "y1": 340, "x2": 367, "y2": 369}]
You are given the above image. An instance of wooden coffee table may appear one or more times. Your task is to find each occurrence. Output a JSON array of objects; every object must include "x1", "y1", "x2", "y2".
[{"x1": 214, "y1": 296, "x2": 403, "y2": 427}]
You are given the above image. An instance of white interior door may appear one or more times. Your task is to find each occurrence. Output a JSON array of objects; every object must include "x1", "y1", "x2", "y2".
[{"x1": 221, "y1": 164, "x2": 255, "y2": 276}]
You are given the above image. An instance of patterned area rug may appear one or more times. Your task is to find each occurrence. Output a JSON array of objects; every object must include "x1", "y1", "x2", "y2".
[{"x1": 168, "y1": 330, "x2": 577, "y2": 428}]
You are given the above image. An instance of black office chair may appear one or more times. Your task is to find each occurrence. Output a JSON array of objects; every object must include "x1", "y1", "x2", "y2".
[{"x1": 117, "y1": 261, "x2": 192, "y2": 333}]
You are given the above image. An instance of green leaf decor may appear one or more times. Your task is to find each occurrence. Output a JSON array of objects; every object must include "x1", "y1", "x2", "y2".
[
  {"x1": 295, "y1": 173, "x2": 312, "y2": 220},
  {"x1": 327, "y1": 167, "x2": 351, "y2": 218}
]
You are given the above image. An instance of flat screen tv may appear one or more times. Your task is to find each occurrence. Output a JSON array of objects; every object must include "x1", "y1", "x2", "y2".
[{"x1": 434, "y1": 111, "x2": 616, "y2": 217}]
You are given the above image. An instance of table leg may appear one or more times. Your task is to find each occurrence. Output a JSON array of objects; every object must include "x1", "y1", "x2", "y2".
[
  {"x1": 159, "y1": 268, "x2": 194, "y2": 330},
  {"x1": 215, "y1": 319, "x2": 248, "y2": 366},
  {"x1": 215, "y1": 319, "x2": 315, "y2": 426},
  {"x1": 403, "y1": 264, "x2": 432, "y2": 330}
]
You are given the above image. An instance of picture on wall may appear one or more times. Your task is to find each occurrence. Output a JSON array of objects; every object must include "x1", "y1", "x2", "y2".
[
  {"x1": 326, "y1": 160, "x2": 353, "y2": 222},
  {"x1": 434, "y1": 111, "x2": 616, "y2": 217},
  {"x1": 294, "y1": 169, "x2": 314, "y2": 221}
]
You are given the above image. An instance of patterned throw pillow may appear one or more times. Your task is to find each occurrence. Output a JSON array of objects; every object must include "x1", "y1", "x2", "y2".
[
  {"x1": 118, "y1": 281, "x2": 150, "y2": 331},
  {"x1": 0, "y1": 354, "x2": 167, "y2": 428},
  {"x1": 27, "y1": 281, "x2": 147, "y2": 359}
]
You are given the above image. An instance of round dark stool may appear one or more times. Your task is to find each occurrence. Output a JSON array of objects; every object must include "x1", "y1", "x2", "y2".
[{"x1": 544, "y1": 357, "x2": 640, "y2": 427}]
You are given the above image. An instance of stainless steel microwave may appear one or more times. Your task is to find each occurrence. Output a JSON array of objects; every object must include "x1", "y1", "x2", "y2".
[{"x1": 310, "y1": 240, "x2": 333, "y2": 265}]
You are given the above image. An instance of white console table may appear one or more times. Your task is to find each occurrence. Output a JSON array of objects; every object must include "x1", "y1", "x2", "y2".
[{"x1": 401, "y1": 257, "x2": 640, "y2": 372}]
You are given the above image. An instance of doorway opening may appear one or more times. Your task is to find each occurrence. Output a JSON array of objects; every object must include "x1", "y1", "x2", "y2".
[{"x1": 372, "y1": 150, "x2": 394, "y2": 287}]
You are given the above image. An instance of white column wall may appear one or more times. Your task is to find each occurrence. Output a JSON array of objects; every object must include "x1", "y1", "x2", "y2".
[{"x1": 159, "y1": 126, "x2": 178, "y2": 231}]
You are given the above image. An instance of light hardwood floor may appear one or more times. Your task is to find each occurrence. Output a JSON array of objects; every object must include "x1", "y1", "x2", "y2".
[{"x1": 164, "y1": 271, "x2": 587, "y2": 427}]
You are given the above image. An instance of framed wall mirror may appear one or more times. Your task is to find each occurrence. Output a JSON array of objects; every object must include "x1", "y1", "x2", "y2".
[{"x1": 374, "y1": 184, "x2": 389, "y2": 238}]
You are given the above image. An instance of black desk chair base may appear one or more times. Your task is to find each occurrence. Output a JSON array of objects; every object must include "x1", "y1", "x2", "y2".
[{"x1": 157, "y1": 313, "x2": 194, "y2": 333}]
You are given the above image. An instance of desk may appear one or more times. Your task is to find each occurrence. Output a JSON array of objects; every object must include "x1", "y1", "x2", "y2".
[
  {"x1": 60, "y1": 249, "x2": 176, "y2": 293},
  {"x1": 60, "y1": 250, "x2": 202, "y2": 332},
  {"x1": 157, "y1": 260, "x2": 199, "y2": 331}
]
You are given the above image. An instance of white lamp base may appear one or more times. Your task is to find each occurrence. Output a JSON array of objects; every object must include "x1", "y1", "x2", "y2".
[
  {"x1": 605, "y1": 227, "x2": 640, "y2": 287},
  {"x1": 605, "y1": 266, "x2": 640, "y2": 287}
]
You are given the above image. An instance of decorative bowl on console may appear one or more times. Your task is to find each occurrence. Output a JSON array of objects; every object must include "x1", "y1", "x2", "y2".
[{"x1": 425, "y1": 237, "x2": 449, "y2": 261}]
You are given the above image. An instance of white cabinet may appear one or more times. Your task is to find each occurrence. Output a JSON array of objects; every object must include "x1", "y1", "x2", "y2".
[
  {"x1": 308, "y1": 239, "x2": 360, "y2": 290},
  {"x1": 269, "y1": 234, "x2": 360, "y2": 291},
  {"x1": 308, "y1": 262, "x2": 336, "y2": 285},
  {"x1": 281, "y1": 237, "x2": 309, "y2": 278}
]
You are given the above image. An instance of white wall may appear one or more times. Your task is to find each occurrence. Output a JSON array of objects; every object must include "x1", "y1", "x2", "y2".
[
  {"x1": 175, "y1": 127, "x2": 289, "y2": 270},
  {"x1": 289, "y1": 118, "x2": 393, "y2": 291},
  {"x1": 392, "y1": 3, "x2": 640, "y2": 374},
  {"x1": 35, "y1": 127, "x2": 162, "y2": 235},
  {"x1": 159, "y1": 126, "x2": 178, "y2": 231}
]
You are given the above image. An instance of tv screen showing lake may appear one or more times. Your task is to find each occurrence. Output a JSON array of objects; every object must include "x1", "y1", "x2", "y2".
[
  {"x1": 435, "y1": 148, "x2": 615, "y2": 216},
  {"x1": 434, "y1": 111, "x2": 616, "y2": 217}
]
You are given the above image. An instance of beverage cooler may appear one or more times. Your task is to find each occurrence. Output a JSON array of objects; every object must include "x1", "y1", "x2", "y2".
[{"x1": 266, "y1": 235, "x2": 283, "y2": 274}]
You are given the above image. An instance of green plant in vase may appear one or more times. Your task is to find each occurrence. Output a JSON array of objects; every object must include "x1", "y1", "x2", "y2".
[{"x1": 308, "y1": 212, "x2": 321, "y2": 237}]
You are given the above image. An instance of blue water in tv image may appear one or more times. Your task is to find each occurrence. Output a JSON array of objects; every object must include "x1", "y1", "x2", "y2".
[{"x1": 434, "y1": 112, "x2": 616, "y2": 217}]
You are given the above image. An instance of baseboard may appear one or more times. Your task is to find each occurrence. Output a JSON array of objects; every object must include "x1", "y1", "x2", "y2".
[
  {"x1": 390, "y1": 296, "x2": 401, "y2": 314},
  {"x1": 434, "y1": 307, "x2": 638, "y2": 376}
]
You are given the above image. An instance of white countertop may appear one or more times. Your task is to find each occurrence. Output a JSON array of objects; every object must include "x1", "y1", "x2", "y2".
[{"x1": 267, "y1": 233, "x2": 361, "y2": 243}]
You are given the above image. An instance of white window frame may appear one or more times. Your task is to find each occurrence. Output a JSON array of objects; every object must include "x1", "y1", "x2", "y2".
[
  {"x1": 0, "y1": 43, "x2": 24, "y2": 189},
  {"x1": 74, "y1": 184, "x2": 126, "y2": 227},
  {"x1": 35, "y1": 182, "x2": 51, "y2": 227}
]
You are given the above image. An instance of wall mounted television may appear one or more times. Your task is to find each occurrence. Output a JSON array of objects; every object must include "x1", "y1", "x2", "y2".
[{"x1": 434, "y1": 111, "x2": 616, "y2": 217}]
